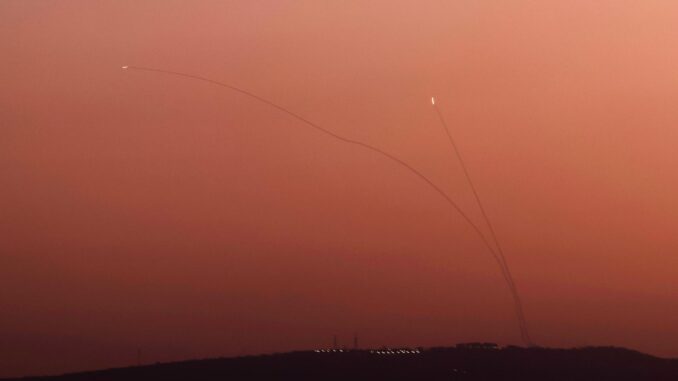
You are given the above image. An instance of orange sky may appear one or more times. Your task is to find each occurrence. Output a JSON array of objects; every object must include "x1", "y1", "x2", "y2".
[{"x1": 3, "y1": 1, "x2": 678, "y2": 377}]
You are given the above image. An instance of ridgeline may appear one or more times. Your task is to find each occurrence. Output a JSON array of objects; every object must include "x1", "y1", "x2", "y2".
[{"x1": 7, "y1": 345, "x2": 678, "y2": 381}]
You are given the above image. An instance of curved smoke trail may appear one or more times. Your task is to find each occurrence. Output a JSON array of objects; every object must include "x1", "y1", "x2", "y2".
[
  {"x1": 431, "y1": 97, "x2": 532, "y2": 345},
  {"x1": 121, "y1": 65, "x2": 530, "y2": 344}
]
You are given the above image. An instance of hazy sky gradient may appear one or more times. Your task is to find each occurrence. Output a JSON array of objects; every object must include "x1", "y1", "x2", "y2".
[{"x1": 3, "y1": 1, "x2": 678, "y2": 377}]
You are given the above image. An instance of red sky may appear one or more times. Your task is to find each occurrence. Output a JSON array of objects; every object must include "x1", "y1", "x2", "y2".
[{"x1": 3, "y1": 1, "x2": 678, "y2": 377}]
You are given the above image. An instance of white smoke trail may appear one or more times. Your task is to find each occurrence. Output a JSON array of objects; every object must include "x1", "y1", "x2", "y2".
[
  {"x1": 120, "y1": 65, "x2": 531, "y2": 344},
  {"x1": 431, "y1": 97, "x2": 532, "y2": 346}
]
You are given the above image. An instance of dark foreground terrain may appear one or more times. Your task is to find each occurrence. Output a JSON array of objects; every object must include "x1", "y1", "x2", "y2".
[{"x1": 7, "y1": 345, "x2": 678, "y2": 381}]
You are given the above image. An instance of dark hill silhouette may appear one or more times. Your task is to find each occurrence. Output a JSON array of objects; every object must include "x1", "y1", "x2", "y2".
[{"x1": 6, "y1": 345, "x2": 678, "y2": 381}]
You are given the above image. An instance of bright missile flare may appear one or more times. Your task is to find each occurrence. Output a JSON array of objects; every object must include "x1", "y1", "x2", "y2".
[
  {"x1": 431, "y1": 97, "x2": 435, "y2": 105},
  {"x1": 122, "y1": 66, "x2": 129, "y2": 69}
]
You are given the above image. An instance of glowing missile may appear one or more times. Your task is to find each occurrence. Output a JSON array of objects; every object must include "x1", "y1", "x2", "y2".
[
  {"x1": 431, "y1": 97, "x2": 435, "y2": 105},
  {"x1": 122, "y1": 65, "x2": 129, "y2": 69}
]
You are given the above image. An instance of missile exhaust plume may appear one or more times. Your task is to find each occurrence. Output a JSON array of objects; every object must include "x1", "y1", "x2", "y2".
[
  {"x1": 120, "y1": 65, "x2": 529, "y2": 344},
  {"x1": 431, "y1": 97, "x2": 532, "y2": 346}
]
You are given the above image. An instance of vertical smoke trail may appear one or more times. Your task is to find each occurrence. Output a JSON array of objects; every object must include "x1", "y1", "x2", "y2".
[
  {"x1": 431, "y1": 97, "x2": 532, "y2": 346},
  {"x1": 120, "y1": 65, "x2": 530, "y2": 344}
]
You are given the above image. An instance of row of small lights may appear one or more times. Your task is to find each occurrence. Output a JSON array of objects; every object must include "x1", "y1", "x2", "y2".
[
  {"x1": 313, "y1": 349, "x2": 420, "y2": 354},
  {"x1": 371, "y1": 349, "x2": 420, "y2": 355}
]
